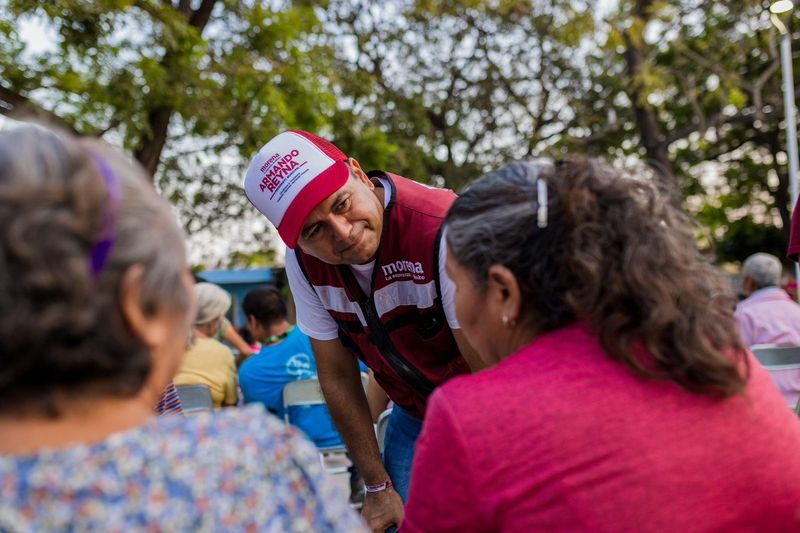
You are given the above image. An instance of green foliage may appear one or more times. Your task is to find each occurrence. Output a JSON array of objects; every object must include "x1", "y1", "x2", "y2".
[
  {"x1": 226, "y1": 248, "x2": 278, "y2": 269},
  {"x1": 323, "y1": 0, "x2": 595, "y2": 190},
  {"x1": 562, "y1": 0, "x2": 798, "y2": 261},
  {"x1": 2, "y1": 0, "x2": 796, "y2": 266},
  {"x1": 714, "y1": 217, "x2": 788, "y2": 264},
  {"x1": 0, "y1": 0, "x2": 372, "y2": 264}
]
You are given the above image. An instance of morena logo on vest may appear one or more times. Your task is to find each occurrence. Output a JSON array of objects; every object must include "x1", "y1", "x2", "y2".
[
  {"x1": 381, "y1": 260, "x2": 425, "y2": 280},
  {"x1": 258, "y1": 149, "x2": 301, "y2": 193}
]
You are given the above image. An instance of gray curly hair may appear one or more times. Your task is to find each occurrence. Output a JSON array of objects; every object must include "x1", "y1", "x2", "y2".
[{"x1": 0, "y1": 124, "x2": 192, "y2": 416}]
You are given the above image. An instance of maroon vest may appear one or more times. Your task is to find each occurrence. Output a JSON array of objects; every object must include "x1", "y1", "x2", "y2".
[{"x1": 296, "y1": 172, "x2": 470, "y2": 419}]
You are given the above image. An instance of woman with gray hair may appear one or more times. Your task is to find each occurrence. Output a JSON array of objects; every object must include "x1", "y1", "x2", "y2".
[
  {"x1": 173, "y1": 282, "x2": 239, "y2": 408},
  {"x1": 403, "y1": 158, "x2": 800, "y2": 531},
  {"x1": 0, "y1": 125, "x2": 366, "y2": 532}
]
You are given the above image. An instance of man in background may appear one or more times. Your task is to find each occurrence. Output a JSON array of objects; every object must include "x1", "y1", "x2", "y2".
[
  {"x1": 239, "y1": 286, "x2": 366, "y2": 505},
  {"x1": 239, "y1": 286, "x2": 343, "y2": 448},
  {"x1": 736, "y1": 252, "x2": 800, "y2": 407}
]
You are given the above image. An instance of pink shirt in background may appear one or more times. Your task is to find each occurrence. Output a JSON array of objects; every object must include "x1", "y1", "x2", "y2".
[
  {"x1": 404, "y1": 322, "x2": 800, "y2": 532},
  {"x1": 735, "y1": 287, "x2": 800, "y2": 348},
  {"x1": 735, "y1": 288, "x2": 800, "y2": 407}
]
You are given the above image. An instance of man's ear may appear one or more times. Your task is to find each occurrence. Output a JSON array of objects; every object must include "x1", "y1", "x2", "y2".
[
  {"x1": 348, "y1": 158, "x2": 374, "y2": 189},
  {"x1": 486, "y1": 264, "x2": 522, "y2": 325},
  {"x1": 120, "y1": 265, "x2": 170, "y2": 349},
  {"x1": 742, "y1": 276, "x2": 754, "y2": 295}
]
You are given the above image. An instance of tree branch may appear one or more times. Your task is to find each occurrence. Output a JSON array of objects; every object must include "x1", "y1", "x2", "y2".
[
  {"x1": 189, "y1": 0, "x2": 217, "y2": 29},
  {"x1": 0, "y1": 85, "x2": 79, "y2": 133},
  {"x1": 177, "y1": 0, "x2": 193, "y2": 18},
  {"x1": 570, "y1": 119, "x2": 621, "y2": 145}
]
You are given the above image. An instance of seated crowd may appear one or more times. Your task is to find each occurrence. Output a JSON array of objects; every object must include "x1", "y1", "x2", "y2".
[{"x1": 1, "y1": 124, "x2": 799, "y2": 532}]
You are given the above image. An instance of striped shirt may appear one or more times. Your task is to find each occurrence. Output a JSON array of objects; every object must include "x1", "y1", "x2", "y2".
[{"x1": 154, "y1": 382, "x2": 183, "y2": 415}]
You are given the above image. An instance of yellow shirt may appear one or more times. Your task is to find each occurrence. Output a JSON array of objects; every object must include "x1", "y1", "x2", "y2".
[{"x1": 174, "y1": 338, "x2": 238, "y2": 408}]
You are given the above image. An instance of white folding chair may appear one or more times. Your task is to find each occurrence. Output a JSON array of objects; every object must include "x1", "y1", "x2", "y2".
[
  {"x1": 751, "y1": 345, "x2": 800, "y2": 367},
  {"x1": 376, "y1": 408, "x2": 393, "y2": 455},
  {"x1": 282, "y1": 374, "x2": 371, "y2": 472},
  {"x1": 750, "y1": 345, "x2": 800, "y2": 413},
  {"x1": 283, "y1": 377, "x2": 349, "y2": 474},
  {"x1": 175, "y1": 383, "x2": 214, "y2": 414}
]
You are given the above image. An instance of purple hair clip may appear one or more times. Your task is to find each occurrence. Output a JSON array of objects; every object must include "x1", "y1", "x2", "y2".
[{"x1": 88, "y1": 151, "x2": 122, "y2": 277}]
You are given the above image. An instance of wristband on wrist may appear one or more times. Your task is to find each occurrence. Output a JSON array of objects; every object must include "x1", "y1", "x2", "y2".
[{"x1": 365, "y1": 480, "x2": 393, "y2": 493}]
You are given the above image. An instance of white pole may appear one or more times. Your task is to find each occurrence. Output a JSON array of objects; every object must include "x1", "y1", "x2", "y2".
[{"x1": 779, "y1": 32, "x2": 800, "y2": 299}]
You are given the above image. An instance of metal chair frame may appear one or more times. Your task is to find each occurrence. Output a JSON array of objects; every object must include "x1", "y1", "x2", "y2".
[
  {"x1": 751, "y1": 345, "x2": 800, "y2": 415},
  {"x1": 175, "y1": 383, "x2": 214, "y2": 414},
  {"x1": 375, "y1": 408, "x2": 393, "y2": 455},
  {"x1": 282, "y1": 373, "x2": 369, "y2": 472}
]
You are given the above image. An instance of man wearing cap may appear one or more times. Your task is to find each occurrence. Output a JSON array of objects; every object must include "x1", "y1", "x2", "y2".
[{"x1": 244, "y1": 130, "x2": 482, "y2": 531}]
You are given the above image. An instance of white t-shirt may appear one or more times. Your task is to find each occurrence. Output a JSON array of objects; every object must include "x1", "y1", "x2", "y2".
[{"x1": 286, "y1": 178, "x2": 460, "y2": 341}]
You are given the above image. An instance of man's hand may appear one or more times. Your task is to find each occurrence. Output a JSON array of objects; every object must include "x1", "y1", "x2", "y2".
[
  {"x1": 361, "y1": 488, "x2": 404, "y2": 532},
  {"x1": 310, "y1": 338, "x2": 402, "y2": 530}
]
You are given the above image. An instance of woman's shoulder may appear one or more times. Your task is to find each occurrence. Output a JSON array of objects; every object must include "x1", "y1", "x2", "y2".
[
  {"x1": 187, "y1": 337, "x2": 234, "y2": 362},
  {"x1": 157, "y1": 404, "x2": 313, "y2": 460},
  {"x1": 0, "y1": 405, "x2": 305, "y2": 478},
  {"x1": 430, "y1": 324, "x2": 599, "y2": 421},
  {"x1": 0, "y1": 405, "x2": 360, "y2": 531},
  {"x1": 204, "y1": 337, "x2": 235, "y2": 355}
]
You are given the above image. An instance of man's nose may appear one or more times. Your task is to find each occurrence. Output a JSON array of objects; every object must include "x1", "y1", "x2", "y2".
[{"x1": 330, "y1": 216, "x2": 352, "y2": 241}]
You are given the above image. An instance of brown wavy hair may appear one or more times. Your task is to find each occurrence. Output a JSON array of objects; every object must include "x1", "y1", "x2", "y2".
[
  {"x1": 0, "y1": 125, "x2": 192, "y2": 416},
  {"x1": 445, "y1": 157, "x2": 747, "y2": 397}
]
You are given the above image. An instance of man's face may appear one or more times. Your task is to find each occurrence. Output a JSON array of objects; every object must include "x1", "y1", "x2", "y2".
[{"x1": 296, "y1": 165, "x2": 384, "y2": 265}]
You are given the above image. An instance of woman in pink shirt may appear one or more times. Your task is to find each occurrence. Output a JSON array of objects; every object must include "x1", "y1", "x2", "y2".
[{"x1": 403, "y1": 159, "x2": 800, "y2": 532}]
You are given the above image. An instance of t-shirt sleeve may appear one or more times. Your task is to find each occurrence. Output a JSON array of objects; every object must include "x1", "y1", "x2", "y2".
[
  {"x1": 286, "y1": 251, "x2": 340, "y2": 341},
  {"x1": 403, "y1": 389, "x2": 482, "y2": 532},
  {"x1": 438, "y1": 231, "x2": 461, "y2": 329}
]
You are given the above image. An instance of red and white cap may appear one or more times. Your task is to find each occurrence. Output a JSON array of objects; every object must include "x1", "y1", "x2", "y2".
[{"x1": 243, "y1": 130, "x2": 350, "y2": 248}]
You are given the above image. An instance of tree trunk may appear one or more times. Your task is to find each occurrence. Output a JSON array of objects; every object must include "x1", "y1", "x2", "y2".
[
  {"x1": 767, "y1": 128, "x2": 793, "y2": 241},
  {"x1": 133, "y1": 0, "x2": 218, "y2": 181},
  {"x1": 622, "y1": 0, "x2": 683, "y2": 208},
  {"x1": 134, "y1": 106, "x2": 172, "y2": 177}
]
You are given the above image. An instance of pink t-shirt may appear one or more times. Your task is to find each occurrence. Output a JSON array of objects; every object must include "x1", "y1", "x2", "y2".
[
  {"x1": 735, "y1": 287, "x2": 800, "y2": 348},
  {"x1": 404, "y1": 322, "x2": 800, "y2": 532},
  {"x1": 735, "y1": 288, "x2": 800, "y2": 407}
]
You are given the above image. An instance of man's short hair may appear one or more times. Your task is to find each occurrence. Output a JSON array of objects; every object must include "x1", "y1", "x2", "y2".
[
  {"x1": 742, "y1": 253, "x2": 782, "y2": 290},
  {"x1": 242, "y1": 286, "x2": 287, "y2": 327}
]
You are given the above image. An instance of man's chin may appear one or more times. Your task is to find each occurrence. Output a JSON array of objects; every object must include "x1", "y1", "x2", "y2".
[{"x1": 343, "y1": 241, "x2": 378, "y2": 265}]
